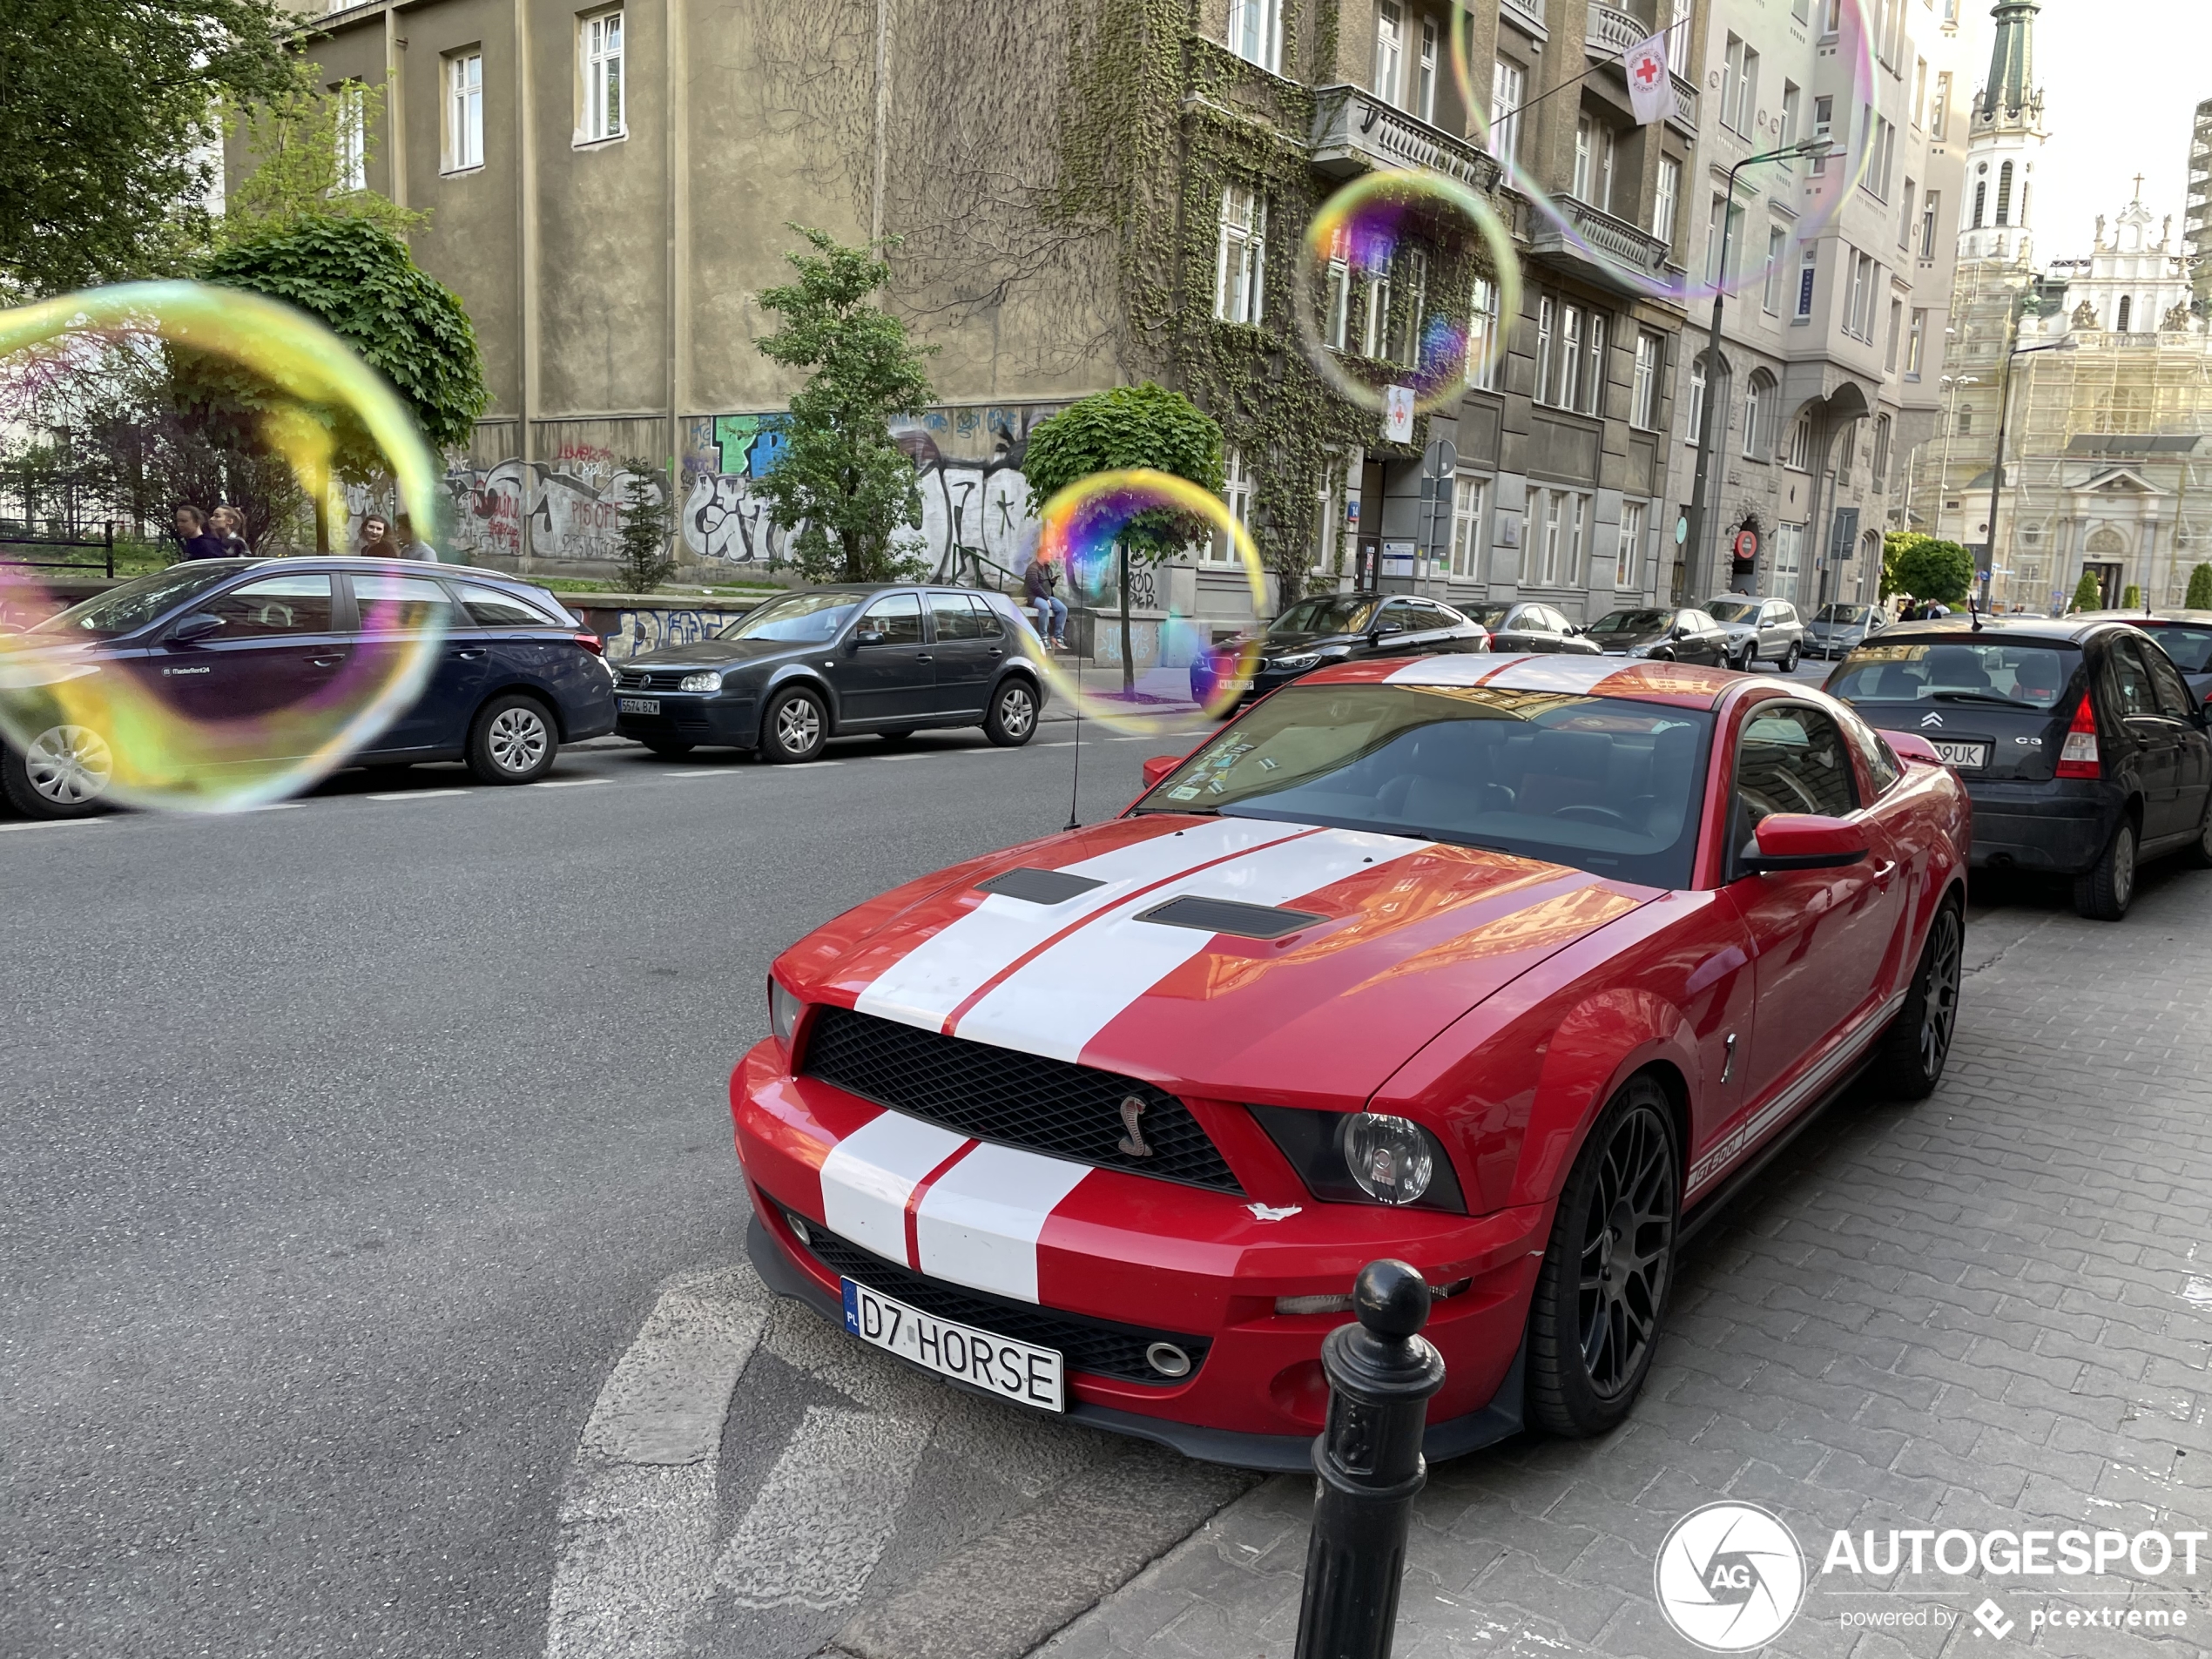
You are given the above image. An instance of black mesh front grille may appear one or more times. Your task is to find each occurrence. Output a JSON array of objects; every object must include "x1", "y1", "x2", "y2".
[
  {"x1": 802, "y1": 1006, "x2": 1243, "y2": 1193},
  {"x1": 794, "y1": 1217, "x2": 1208, "y2": 1386}
]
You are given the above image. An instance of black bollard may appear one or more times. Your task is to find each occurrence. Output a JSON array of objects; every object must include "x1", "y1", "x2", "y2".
[{"x1": 1291, "y1": 1259, "x2": 1447, "y2": 1659}]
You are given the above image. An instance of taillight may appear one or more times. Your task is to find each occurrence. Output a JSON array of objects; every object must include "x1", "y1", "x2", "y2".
[
  {"x1": 2055, "y1": 692, "x2": 2101, "y2": 779},
  {"x1": 573, "y1": 631, "x2": 604, "y2": 656}
]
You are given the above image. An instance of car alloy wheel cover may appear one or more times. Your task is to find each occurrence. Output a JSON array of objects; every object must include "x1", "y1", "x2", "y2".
[
  {"x1": 997, "y1": 685, "x2": 1036, "y2": 738},
  {"x1": 25, "y1": 725, "x2": 112, "y2": 804},
  {"x1": 1578, "y1": 1103, "x2": 1676, "y2": 1399},
  {"x1": 488, "y1": 706, "x2": 549, "y2": 773},
  {"x1": 776, "y1": 696, "x2": 821, "y2": 754},
  {"x1": 2114, "y1": 825, "x2": 2136, "y2": 907},
  {"x1": 1918, "y1": 906, "x2": 1962, "y2": 1077}
]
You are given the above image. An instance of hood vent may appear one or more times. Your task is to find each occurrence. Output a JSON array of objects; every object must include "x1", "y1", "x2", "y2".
[
  {"x1": 975, "y1": 867, "x2": 1106, "y2": 906},
  {"x1": 1135, "y1": 895, "x2": 1325, "y2": 939}
]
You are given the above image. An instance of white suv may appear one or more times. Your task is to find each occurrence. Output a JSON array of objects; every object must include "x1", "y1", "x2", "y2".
[{"x1": 1702, "y1": 597, "x2": 1807, "y2": 671}]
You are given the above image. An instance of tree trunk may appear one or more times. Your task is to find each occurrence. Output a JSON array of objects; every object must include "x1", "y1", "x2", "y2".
[{"x1": 1119, "y1": 541, "x2": 1134, "y2": 695}]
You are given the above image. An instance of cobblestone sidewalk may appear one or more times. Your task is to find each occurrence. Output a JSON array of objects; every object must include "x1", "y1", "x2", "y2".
[{"x1": 1035, "y1": 873, "x2": 2212, "y2": 1658}]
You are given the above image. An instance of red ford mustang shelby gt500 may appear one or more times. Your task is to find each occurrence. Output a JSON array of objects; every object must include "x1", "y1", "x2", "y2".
[{"x1": 731, "y1": 654, "x2": 1970, "y2": 1468}]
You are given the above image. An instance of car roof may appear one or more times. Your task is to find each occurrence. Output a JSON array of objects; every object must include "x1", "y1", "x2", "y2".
[
  {"x1": 2074, "y1": 608, "x2": 2212, "y2": 625},
  {"x1": 223, "y1": 555, "x2": 551, "y2": 590},
  {"x1": 1858, "y1": 616, "x2": 2127, "y2": 647},
  {"x1": 1306, "y1": 651, "x2": 1742, "y2": 710}
]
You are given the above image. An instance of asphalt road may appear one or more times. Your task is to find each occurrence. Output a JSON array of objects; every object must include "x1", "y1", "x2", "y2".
[{"x1": 0, "y1": 715, "x2": 1224, "y2": 1659}]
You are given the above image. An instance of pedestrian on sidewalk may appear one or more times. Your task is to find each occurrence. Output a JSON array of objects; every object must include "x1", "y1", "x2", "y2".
[
  {"x1": 1025, "y1": 554, "x2": 1069, "y2": 651},
  {"x1": 209, "y1": 504, "x2": 250, "y2": 558},
  {"x1": 395, "y1": 513, "x2": 438, "y2": 563},
  {"x1": 357, "y1": 514, "x2": 400, "y2": 560},
  {"x1": 174, "y1": 504, "x2": 226, "y2": 562}
]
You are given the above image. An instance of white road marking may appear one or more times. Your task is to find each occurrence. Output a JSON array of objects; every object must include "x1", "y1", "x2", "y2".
[
  {"x1": 535, "y1": 777, "x2": 611, "y2": 788},
  {"x1": 711, "y1": 1405, "x2": 932, "y2": 1612},
  {"x1": 239, "y1": 802, "x2": 307, "y2": 813},
  {"x1": 658, "y1": 771, "x2": 741, "y2": 779},
  {"x1": 367, "y1": 787, "x2": 468, "y2": 801},
  {"x1": 0, "y1": 818, "x2": 107, "y2": 832}
]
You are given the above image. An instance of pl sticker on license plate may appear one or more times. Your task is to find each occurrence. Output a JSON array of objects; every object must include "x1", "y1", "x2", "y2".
[
  {"x1": 618, "y1": 697, "x2": 661, "y2": 715},
  {"x1": 842, "y1": 1278, "x2": 1064, "y2": 1413},
  {"x1": 1932, "y1": 739, "x2": 1989, "y2": 770}
]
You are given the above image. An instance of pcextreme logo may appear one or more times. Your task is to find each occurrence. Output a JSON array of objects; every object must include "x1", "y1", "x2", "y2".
[{"x1": 1654, "y1": 1502, "x2": 1808, "y2": 1651}]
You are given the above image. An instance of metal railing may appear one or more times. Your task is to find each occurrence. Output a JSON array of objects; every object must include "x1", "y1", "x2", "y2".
[
  {"x1": 1529, "y1": 197, "x2": 1673, "y2": 283},
  {"x1": 1, "y1": 524, "x2": 116, "y2": 577},
  {"x1": 1311, "y1": 85, "x2": 1501, "y2": 192},
  {"x1": 1584, "y1": 2, "x2": 1644, "y2": 53},
  {"x1": 1501, "y1": 0, "x2": 1548, "y2": 33}
]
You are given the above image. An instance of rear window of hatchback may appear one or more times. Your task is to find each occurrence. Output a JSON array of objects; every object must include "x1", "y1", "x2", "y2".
[{"x1": 1829, "y1": 638, "x2": 2080, "y2": 711}]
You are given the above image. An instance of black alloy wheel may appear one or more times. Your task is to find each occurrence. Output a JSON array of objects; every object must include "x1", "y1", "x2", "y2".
[
  {"x1": 2189, "y1": 804, "x2": 2212, "y2": 869},
  {"x1": 1782, "y1": 642, "x2": 1801, "y2": 672},
  {"x1": 984, "y1": 678, "x2": 1039, "y2": 747},
  {"x1": 1527, "y1": 1076, "x2": 1679, "y2": 1437},
  {"x1": 1872, "y1": 898, "x2": 1963, "y2": 1100},
  {"x1": 2074, "y1": 816, "x2": 2137, "y2": 921},
  {"x1": 762, "y1": 687, "x2": 828, "y2": 763}
]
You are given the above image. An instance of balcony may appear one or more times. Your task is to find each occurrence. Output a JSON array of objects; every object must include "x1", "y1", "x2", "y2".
[
  {"x1": 1585, "y1": 3, "x2": 1699, "y2": 136},
  {"x1": 1501, "y1": 0, "x2": 1548, "y2": 38},
  {"x1": 1310, "y1": 85, "x2": 1502, "y2": 192},
  {"x1": 1527, "y1": 196, "x2": 1673, "y2": 295}
]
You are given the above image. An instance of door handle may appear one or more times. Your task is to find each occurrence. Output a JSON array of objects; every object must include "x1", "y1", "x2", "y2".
[
  {"x1": 915, "y1": 652, "x2": 933, "y2": 662},
  {"x1": 451, "y1": 648, "x2": 487, "y2": 660},
  {"x1": 988, "y1": 648, "x2": 1003, "y2": 658},
  {"x1": 307, "y1": 656, "x2": 343, "y2": 668}
]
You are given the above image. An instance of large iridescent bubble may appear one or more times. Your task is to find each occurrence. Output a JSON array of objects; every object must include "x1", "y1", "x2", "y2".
[
  {"x1": 0, "y1": 282, "x2": 447, "y2": 813},
  {"x1": 1027, "y1": 469, "x2": 1267, "y2": 732},
  {"x1": 1293, "y1": 169, "x2": 1521, "y2": 415},
  {"x1": 1448, "y1": 0, "x2": 1878, "y2": 304}
]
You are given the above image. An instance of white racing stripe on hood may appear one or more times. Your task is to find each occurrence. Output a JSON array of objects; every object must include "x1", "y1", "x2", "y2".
[
  {"x1": 853, "y1": 818, "x2": 1310, "y2": 1033},
  {"x1": 818, "y1": 1110, "x2": 970, "y2": 1265},
  {"x1": 953, "y1": 826, "x2": 1433, "y2": 1064},
  {"x1": 914, "y1": 1142, "x2": 1093, "y2": 1304}
]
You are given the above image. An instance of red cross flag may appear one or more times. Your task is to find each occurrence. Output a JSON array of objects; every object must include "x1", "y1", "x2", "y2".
[{"x1": 1624, "y1": 31, "x2": 1672, "y2": 125}]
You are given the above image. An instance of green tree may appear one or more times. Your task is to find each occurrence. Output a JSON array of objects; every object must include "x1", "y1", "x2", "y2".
[
  {"x1": 751, "y1": 226, "x2": 937, "y2": 583},
  {"x1": 2070, "y1": 568, "x2": 2105, "y2": 613},
  {"x1": 221, "y1": 59, "x2": 425, "y2": 243},
  {"x1": 0, "y1": 0, "x2": 291, "y2": 298},
  {"x1": 1022, "y1": 383, "x2": 1225, "y2": 690},
  {"x1": 2185, "y1": 563, "x2": 2212, "y2": 610},
  {"x1": 1885, "y1": 532, "x2": 1974, "y2": 606},
  {"x1": 614, "y1": 459, "x2": 676, "y2": 592}
]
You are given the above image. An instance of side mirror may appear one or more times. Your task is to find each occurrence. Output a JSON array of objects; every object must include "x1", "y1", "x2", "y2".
[
  {"x1": 1142, "y1": 754, "x2": 1183, "y2": 789},
  {"x1": 853, "y1": 629, "x2": 886, "y2": 648},
  {"x1": 1741, "y1": 813, "x2": 1869, "y2": 873},
  {"x1": 1883, "y1": 730, "x2": 1943, "y2": 765},
  {"x1": 1370, "y1": 621, "x2": 1405, "y2": 639},
  {"x1": 171, "y1": 612, "x2": 225, "y2": 644}
]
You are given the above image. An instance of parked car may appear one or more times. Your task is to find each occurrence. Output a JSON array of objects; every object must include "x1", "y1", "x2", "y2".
[
  {"x1": 1805, "y1": 603, "x2": 1888, "y2": 660},
  {"x1": 612, "y1": 584, "x2": 1047, "y2": 762},
  {"x1": 1825, "y1": 617, "x2": 2212, "y2": 919},
  {"x1": 732, "y1": 652, "x2": 1969, "y2": 1469},
  {"x1": 1461, "y1": 601, "x2": 1602, "y2": 656},
  {"x1": 0, "y1": 557, "x2": 614, "y2": 819},
  {"x1": 1190, "y1": 593, "x2": 1489, "y2": 710},
  {"x1": 1584, "y1": 606, "x2": 1731, "y2": 665},
  {"x1": 2070, "y1": 608, "x2": 2212, "y2": 701},
  {"x1": 1703, "y1": 597, "x2": 1806, "y2": 671}
]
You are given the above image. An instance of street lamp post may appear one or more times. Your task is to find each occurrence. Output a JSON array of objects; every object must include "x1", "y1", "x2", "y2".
[
  {"x1": 1984, "y1": 334, "x2": 2074, "y2": 608},
  {"x1": 1683, "y1": 138, "x2": 1833, "y2": 603}
]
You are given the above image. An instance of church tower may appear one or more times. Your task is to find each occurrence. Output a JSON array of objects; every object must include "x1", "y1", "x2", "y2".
[{"x1": 1957, "y1": 0, "x2": 2047, "y2": 266}]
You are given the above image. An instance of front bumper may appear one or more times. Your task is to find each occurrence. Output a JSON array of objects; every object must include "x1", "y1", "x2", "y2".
[
  {"x1": 614, "y1": 691, "x2": 761, "y2": 747},
  {"x1": 1959, "y1": 777, "x2": 2120, "y2": 873},
  {"x1": 730, "y1": 1040, "x2": 1545, "y2": 1468}
]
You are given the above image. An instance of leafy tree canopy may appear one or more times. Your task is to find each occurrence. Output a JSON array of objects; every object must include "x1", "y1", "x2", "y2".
[
  {"x1": 1884, "y1": 532, "x2": 1973, "y2": 606},
  {"x1": 0, "y1": 0, "x2": 291, "y2": 298},
  {"x1": 221, "y1": 60, "x2": 425, "y2": 243},
  {"x1": 199, "y1": 217, "x2": 489, "y2": 476},
  {"x1": 752, "y1": 226, "x2": 937, "y2": 584},
  {"x1": 1022, "y1": 383, "x2": 1226, "y2": 563}
]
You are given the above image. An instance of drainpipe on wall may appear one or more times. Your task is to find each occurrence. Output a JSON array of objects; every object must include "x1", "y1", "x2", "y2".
[
  {"x1": 668, "y1": 0, "x2": 689, "y2": 565},
  {"x1": 516, "y1": 0, "x2": 538, "y2": 573}
]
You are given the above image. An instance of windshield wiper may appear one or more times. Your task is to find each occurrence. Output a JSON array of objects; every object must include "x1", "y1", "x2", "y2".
[{"x1": 1930, "y1": 690, "x2": 2039, "y2": 708}]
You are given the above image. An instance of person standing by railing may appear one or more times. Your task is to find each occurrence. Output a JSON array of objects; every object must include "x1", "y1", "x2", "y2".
[
  {"x1": 1024, "y1": 554, "x2": 1068, "y2": 651},
  {"x1": 174, "y1": 505, "x2": 226, "y2": 562}
]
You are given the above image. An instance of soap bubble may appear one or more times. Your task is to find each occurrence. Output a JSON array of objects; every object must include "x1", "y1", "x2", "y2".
[{"x1": 0, "y1": 281, "x2": 447, "y2": 813}]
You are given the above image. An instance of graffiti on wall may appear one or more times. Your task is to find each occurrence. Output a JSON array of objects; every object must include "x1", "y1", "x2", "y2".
[
  {"x1": 601, "y1": 606, "x2": 757, "y2": 662},
  {"x1": 440, "y1": 454, "x2": 663, "y2": 566}
]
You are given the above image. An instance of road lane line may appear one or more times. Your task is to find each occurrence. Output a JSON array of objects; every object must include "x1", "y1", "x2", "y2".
[
  {"x1": 535, "y1": 777, "x2": 611, "y2": 788},
  {"x1": 0, "y1": 818, "x2": 107, "y2": 832},
  {"x1": 367, "y1": 788, "x2": 469, "y2": 801}
]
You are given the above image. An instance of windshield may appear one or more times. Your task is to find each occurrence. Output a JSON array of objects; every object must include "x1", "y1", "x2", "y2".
[
  {"x1": 30, "y1": 563, "x2": 241, "y2": 639},
  {"x1": 1588, "y1": 610, "x2": 1669, "y2": 636},
  {"x1": 1271, "y1": 595, "x2": 1378, "y2": 636},
  {"x1": 1464, "y1": 605, "x2": 1512, "y2": 629},
  {"x1": 1703, "y1": 599, "x2": 1758, "y2": 624},
  {"x1": 1136, "y1": 683, "x2": 1713, "y2": 888},
  {"x1": 1829, "y1": 639, "x2": 2080, "y2": 710},
  {"x1": 1815, "y1": 604, "x2": 1870, "y2": 624},
  {"x1": 718, "y1": 590, "x2": 868, "y2": 644},
  {"x1": 2148, "y1": 624, "x2": 2212, "y2": 673}
]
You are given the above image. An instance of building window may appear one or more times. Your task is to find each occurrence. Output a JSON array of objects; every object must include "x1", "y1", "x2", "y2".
[
  {"x1": 580, "y1": 10, "x2": 624, "y2": 143},
  {"x1": 1574, "y1": 116, "x2": 1615, "y2": 213},
  {"x1": 1534, "y1": 295, "x2": 1555, "y2": 405},
  {"x1": 1450, "y1": 474, "x2": 1488, "y2": 577},
  {"x1": 1227, "y1": 0, "x2": 1283, "y2": 73},
  {"x1": 1886, "y1": 299, "x2": 1905, "y2": 370},
  {"x1": 1837, "y1": 421, "x2": 1856, "y2": 483},
  {"x1": 1772, "y1": 522, "x2": 1804, "y2": 601},
  {"x1": 1211, "y1": 448, "x2": 1251, "y2": 563},
  {"x1": 1324, "y1": 229, "x2": 1351, "y2": 349},
  {"x1": 1215, "y1": 184, "x2": 1265, "y2": 324},
  {"x1": 1633, "y1": 330, "x2": 1662, "y2": 428},
  {"x1": 1843, "y1": 249, "x2": 1877, "y2": 340},
  {"x1": 1386, "y1": 249, "x2": 1427, "y2": 365},
  {"x1": 1723, "y1": 37, "x2": 1759, "y2": 137},
  {"x1": 1912, "y1": 57, "x2": 1927, "y2": 126},
  {"x1": 1415, "y1": 17, "x2": 1439, "y2": 122},
  {"x1": 1810, "y1": 96, "x2": 1833, "y2": 174},
  {"x1": 1931, "y1": 71, "x2": 1950, "y2": 139},
  {"x1": 1796, "y1": 244, "x2": 1818, "y2": 319},
  {"x1": 1872, "y1": 414, "x2": 1892, "y2": 490},
  {"x1": 1742, "y1": 373, "x2": 1765, "y2": 460},
  {"x1": 1919, "y1": 191, "x2": 1939, "y2": 258},
  {"x1": 1995, "y1": 160, "x2": 2014, "y2": 226},
  {"x1": 1490, "y1": 60, "x2": 1524, "y2": 161},
  {"x1": 1466, "y1": 276, "x2": 1501, "y2": 389},
  {"x1": 334, "y1": 82, "x2": 367, "y2": 191},
  {"x1": 1531, "y1": 489, "x2": 1592, "y2": 587},
  {"x1": 1905, "y1": 307, "x2": 1925, "y2": 376},
  {"x1": 1956, "y1": 408, "x2": 1972, "y2": 435},
  {"x1": 1972, "y1": 179, "x2": 1986, "y2": 228},
  {"x1": 1762, "y1": 226, "x2": 1788, "y2": 312},
  {"x1": 1654, "y1": 156, "x2": 1680, "y2": 247},
  {"x1": 1864, "y1": 113, "x2": 1895, "y2": 200},
  {"x1": 1617, "y1": 499, "x2": 1647, "y2": 589},
  {"x1": 444, "y1": 51, "x2": 484, "y2": 172},
  {"x1": 1899, "y1": 180, "x2": 1915, "y2": 248},
  {"x1": 1687, "y1": 354, "x2": 1708, "y2": 437},
  {"x1": 1780, "y1": 82, "x2": 1801, "y2": 150},
  {"x1": 2117, "y1": 294, "x2": 2133, "y2": 332},
  {"x1": 1666, "y1": 0, "x2": 1692, "y2": 75},
  {"x1": 1312, "y1": 459, "x2": 1344, "y2": 572},
  {"x1": 1558, "y1": 305, "x2": 1583, "y2": 411},
  {"x1": 1373, "y1": 0, "x2": 1404, "y2": 106},
  {"x1": 1786, "y1": 412, "x2": 1814, "y2": 471},
  {"x1": 1535, "y1": 294, "x2": 1607, "y2": 412}
]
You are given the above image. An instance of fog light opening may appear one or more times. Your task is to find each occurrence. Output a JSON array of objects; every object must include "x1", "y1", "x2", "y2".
[
  {"x1": 786, "y1": 1212, "x2": 812, "y2": 1246},
  {"x1": 1144, "y1": 1340, "x2": 1193, "y2": 1378},
  {"x1": 1274, "y1": 1292, "x2": 1357, "y2": 1317}
]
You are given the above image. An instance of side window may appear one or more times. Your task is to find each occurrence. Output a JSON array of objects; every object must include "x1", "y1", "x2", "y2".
[
  {"x1": 1534, "y1": 607, "x2": 1570, "y2": 634},
  {"x1": 1403, "y1": 600, "x2": 1458, "y2": 631},
  {"x1": 967, "y1": 595, "x2": 1005, "y2": 637},
  {"x1": 354, "y1": 573, "x2": 456, "y2": 633},
  {"x1": 2140, "y1": 640, "x2": 2195, "y2": 718},
  {"x1": 451, "y1": 580, "x2": 557, "y2": 627},
  {"x1": 1733, "y1": 703, "x2": 1858, "y2": 852},
  {"x1": 1838, "y1": 707, "x2": 1902, "y2": 794},
  {"x1": 928, "y1": 592, "x2": 987, "y2": 641},
  {"x1": 2103, "y1": 639, "x2": 2159, "y2": 719},
  {"x1": 857, "y1": 592, "x2": 923, "y2": 646},
  {"x1": 200, "y1": 574, "x2": 335, "y2": 637},
  {"x1": 1375, "y1": 598, "x2": 1415, "y2": 632}
]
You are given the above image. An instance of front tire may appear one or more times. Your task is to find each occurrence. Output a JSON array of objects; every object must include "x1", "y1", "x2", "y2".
[
  {"x1": 1871, "y1": 898, "x2": 1962, "y2": 1100},
  {"x1": 984, "y1": 678, "x2": 1039, "y2": 747},
  {"x1": 2189, "y1": 805, "x2": 2212, "y2": 868},
  {"x1": 2074, "y1": 816, "x2": 2138, "y2": 920},
  {"x1": 762, "y1": 687, "x2": 827, "y2": 763},
  {"x1": 1526, "y1": 1075, "x2": 1679, "y2": 1438},
  {"x1": 467, "y1": 694, "x2": 557, "y2": 785},
  {"x1": 2, "y1": 725, "x2": 114, "y2": 819},
  {"x1": 1781, "y1": 642, "x2": 1801, "y2": 672}
]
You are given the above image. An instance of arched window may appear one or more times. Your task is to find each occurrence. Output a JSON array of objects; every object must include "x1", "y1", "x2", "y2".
[
  {"x1": 1996, "y1": 161, "x2": 2013, "y2": 226},
  {"x1": 1742, "y1": 371, "x2": 1776, "y2": 459},
  {"x1": 2117, "y1": 295, "x2": 2133, "y2": 332},
  {"x1": 1972, "y1": 181, "x2": 1986, "y2": 228}
]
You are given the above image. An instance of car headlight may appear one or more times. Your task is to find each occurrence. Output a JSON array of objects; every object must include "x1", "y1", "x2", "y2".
[
  {"x1": 1246, "y1": 1105, "x2": 1465, "y2": 1211},
  {"x1": 1270, "y1": 652, "x2": 1323, "y2": 671},
  {"x1": 679, "y1": 670, "x2": 724, "y2": 693},
  {"x1": 767, "y1": 976, "x2": 804, "y2": 1043},
  {"x1": 1341, "y1": 1113, "x2": 1433, "y2": 1204}
]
